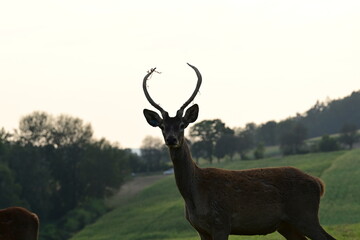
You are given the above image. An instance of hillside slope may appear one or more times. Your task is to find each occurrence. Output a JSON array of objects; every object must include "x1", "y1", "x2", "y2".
[
  {"x1": 299, "y1": 90, "x2": 360, "y2": 138},
  {"x1": 71, "y1": 150, "x2": 360, "y2": 240}
]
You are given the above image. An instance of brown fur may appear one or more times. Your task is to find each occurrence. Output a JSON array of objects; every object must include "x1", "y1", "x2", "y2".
[
  {"x1": 144, "y1": 107, "x2": 336, "y2": 240},
  {"x1": 169, "y1": 141, "x2": 336, "y2": 240},
  {"x1": 317, "y1": 178, "x2": 326, "y2": 197},
  {"x1": 0, "y1": 207, "x2": 39, "y2": 240},
  {"x1": 143, "y1": 64, "x2": 335, "y2": 240}
]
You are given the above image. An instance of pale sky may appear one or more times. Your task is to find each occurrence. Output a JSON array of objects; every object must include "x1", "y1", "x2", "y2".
[{"x1": 1, "y1": 0, "x2": 359, "y2": 148}]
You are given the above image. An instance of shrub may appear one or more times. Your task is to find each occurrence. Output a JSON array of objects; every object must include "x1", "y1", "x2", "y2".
[
  {"x1": 253, "y1": 143, "x2": 265, "y2": 159},
  {"x1": 41, "y1": 198, "x2": 109, "y2": 240},
  {"x1": 319, "y1": 135, "x2": 340, "y2": 152}
]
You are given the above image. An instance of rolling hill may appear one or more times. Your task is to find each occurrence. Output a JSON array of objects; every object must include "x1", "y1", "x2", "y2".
[{"x1": 70, "y1": 149, "x2": 360, "y2": 240}]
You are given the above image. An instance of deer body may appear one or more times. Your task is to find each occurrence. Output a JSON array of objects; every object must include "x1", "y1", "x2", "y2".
[
  {"x1": 143, "y1": 64, "x2": 335, "y2": 240},
  {"x1": 0, "y1": 207, "x2": 39, "y2": 240},
  {"x1": 170, "y1": 139, "x2": 329, "y2": 239}
]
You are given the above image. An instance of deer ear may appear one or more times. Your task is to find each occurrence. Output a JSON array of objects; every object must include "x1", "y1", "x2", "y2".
[
  {"x1": 183, "y1": 104, "x2": 199, "y2": 125},
  {"x1": 143, "y1": 109, "x2": 162, "y2": 127}
]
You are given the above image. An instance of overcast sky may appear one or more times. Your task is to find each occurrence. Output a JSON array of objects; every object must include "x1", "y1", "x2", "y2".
[{"x1": 1, "y1": 0, "x2": 359, "y2": 148}]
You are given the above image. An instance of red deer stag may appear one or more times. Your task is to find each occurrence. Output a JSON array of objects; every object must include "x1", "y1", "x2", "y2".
[
  {"x1": 143, "y1": 63, "x2": 336, "y2": 240},
  {"x1": 0, "y1": 207, "x2": 39, "y2": 240}
]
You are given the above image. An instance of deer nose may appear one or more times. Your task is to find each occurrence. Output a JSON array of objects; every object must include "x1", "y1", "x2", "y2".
[{"x1": 166, "y1": 136, "x2": 178, "y2": 146}]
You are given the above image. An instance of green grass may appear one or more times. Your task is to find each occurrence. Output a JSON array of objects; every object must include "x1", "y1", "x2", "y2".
[
  {"x1": 320, "y1": 150, "x2": 360, "y2": 225},
  {"x1": 71, "y1": 149, "x2": 360, "y2": 240}
]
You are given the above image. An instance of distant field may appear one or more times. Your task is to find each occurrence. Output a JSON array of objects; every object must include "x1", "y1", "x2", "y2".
[{"x1": 71, "y1": 149, "x2": 360, "y2": 240}]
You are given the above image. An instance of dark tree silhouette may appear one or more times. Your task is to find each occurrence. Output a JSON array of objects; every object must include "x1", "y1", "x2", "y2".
[
  {"x1": 190, "y1": 119, "x2": 233, "y2": 163},
  {"x1": 339, "y1": 123, "x2": 359, "y2": 149}
]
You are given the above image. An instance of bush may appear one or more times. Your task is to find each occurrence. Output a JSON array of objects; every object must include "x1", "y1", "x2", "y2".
[
  {"x1": 41, "y1": 198, "x2": 109, "y2": 240},
  {"x1": 253, "y1": 143, "x2": 265, "y2": 159},
  {"x1": 319, "y1": 135, "x2": 340, "y2": 152},
  {"x1": 41, "y1": 224, "x2": 64, "y2": 240}
]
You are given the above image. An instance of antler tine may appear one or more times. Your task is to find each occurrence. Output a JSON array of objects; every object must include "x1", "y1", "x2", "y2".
[
  {"x1": 143, "y1": 68, "x2": 167, "y2": 116},
  {"x1": 177, "y1": 63, "x2": 202, "y2": 117}
]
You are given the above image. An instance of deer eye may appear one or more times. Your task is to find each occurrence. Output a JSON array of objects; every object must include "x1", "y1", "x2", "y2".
[{"x1": 179, "y1": 123, "x2": 185, "y2": 130}]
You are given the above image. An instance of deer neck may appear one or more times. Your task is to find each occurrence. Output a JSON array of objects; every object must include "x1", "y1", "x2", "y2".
[{"x1": 168, "y1": 139, "x2": 198, "y2": 203}]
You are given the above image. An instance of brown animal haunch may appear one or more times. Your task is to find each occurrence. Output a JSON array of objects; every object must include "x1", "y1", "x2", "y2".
[{"x1": 0, "y1": 207, "x2": 39, "y2": 240}]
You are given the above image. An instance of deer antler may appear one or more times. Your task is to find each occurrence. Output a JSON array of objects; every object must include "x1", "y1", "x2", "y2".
[
  {"x1": 143, "y1": 64, "x2": 202, "y2": 118},
  {"x1": 143, "y1": 68, "x2": 168, "y2": 117},
  {"x1": 176, "y1": 63, "x2": 202, "y2": 117}
]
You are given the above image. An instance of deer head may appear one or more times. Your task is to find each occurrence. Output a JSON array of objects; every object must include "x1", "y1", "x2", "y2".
[{"x1": 143, "y1": 63, "x2": 202, "y2": 148}]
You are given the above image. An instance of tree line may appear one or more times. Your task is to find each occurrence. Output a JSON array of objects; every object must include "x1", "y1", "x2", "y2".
[
  {"x1": 0, "y1": 112, "x2": 142, "y2": 239},
  {"x1": 1, "y1": 90, "x2": 359, "y2": 238},
  {"x1": 300, "y1": 90, "x2": 360, "y2": 138},
  {"x1": 140, "y1": 90, "x2": 360, "y2": 165},
  {"x1": 140, "y1": 116, "x2": 359, "y2": 166}
]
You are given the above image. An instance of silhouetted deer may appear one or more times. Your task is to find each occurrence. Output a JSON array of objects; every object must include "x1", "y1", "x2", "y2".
[
  {"x1": 143, "y1": 63, "x2": 336, "y2": 240},
  {"x1": 0, "y1": 207, "x2": 39, "y2": 240}
]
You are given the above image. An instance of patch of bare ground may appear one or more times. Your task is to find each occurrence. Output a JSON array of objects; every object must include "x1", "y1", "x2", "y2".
[{"x1": 106, "y1": 174, "x2": 166, "y2": 208}]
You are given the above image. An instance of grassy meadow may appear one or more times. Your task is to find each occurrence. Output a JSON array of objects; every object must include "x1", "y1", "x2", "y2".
[{"x1": 70, "y1": 149, "x2": 360, "y2": 240}]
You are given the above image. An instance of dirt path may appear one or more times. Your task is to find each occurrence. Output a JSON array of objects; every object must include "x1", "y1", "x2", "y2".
[{"x1": 106, "y1": 174, "x2": 166, "y2": 207}]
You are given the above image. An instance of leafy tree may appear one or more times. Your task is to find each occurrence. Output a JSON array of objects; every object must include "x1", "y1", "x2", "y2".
[
  {"x1": 49, "y1": 139, "x2": 132, "y2": 220},
  {"x1": 191, "y1": 140, "x2": 212, "y2": 163},
  {"x1": 7, "y1": 144, "x2": 54, "y2": 219},
  {"x1": 279, "y1": 121, "x2": 308, "y2": 155},
  {"x1": 0, "y1": 128, "x2": 12, "y2": 163},
  {"x1": 0, "y1": 163, "x2": 23, "y2": 208},
  {"x1": 51, "y1": 115, "x2": 93, "y2": 148},
  {"x1": 0, "y1": 127, "x2": 12, "y2": 143},
  {"x1": 1, "y1": 111, "x2": 135, "y2": 240},
  {"x1": 140, "y1": 136, "x2": 168, "y2": 171},
  {"x1": 243, "y1": 123, "x2": 257, "y2": 142},
  {"x1": 50, "y1": 144, "x2": 84, "y2": 218},
  {"x1": 254, "y1": 143, "x2": 265, "y2": 159},
  {"x1": 189, "y1": 119, "x2": 233, "y2": 163},
  {"x1": 78, "y1": 139, "x2": 129, "y2": 198},
  {"x1": 214, "y1": 134, "x2": 237, "y2": 161},
  {"x1": 339, "y1": 123, "x2": 359, "y2": 149},
  {"x1": 234, "y1": 124, "x2": 256, "y2": 160},
  {"x1": 17, "y1": 111, "x2": 53, "y2": 146},
  {"x1": 16, "y1": 112, "x2": 93, "y2": 148},
  {"x1": 126, "y1": 149, "x2": 145, "y2": 173},
  {"x1": 257, "y1": 121, "x2": 278, "y2": 146}
]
